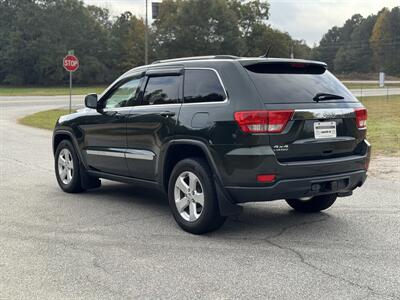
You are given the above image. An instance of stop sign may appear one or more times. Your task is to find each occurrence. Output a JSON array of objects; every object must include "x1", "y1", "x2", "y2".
[{"x1": 63, "y1": 54, "x2": 79, "y2": 72}]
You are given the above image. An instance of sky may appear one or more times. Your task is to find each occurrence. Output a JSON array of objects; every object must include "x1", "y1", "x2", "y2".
[{"x1": 84, "y1": 0, "x2": 399, "y2": 46}]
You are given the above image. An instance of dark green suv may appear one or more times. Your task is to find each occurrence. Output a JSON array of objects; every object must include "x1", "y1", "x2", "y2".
[{"x1": 53, "y1": 56, "x2": 370, "y2": 234}]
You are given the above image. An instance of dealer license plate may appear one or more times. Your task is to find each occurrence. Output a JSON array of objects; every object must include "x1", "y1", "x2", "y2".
[{"x1": 314, "y1": 121, "x2": 337, "y2": 139}]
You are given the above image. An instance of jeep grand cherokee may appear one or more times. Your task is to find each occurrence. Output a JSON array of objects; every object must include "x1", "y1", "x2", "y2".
[{"x1": 53, "y1": 56, "x2": 370, "y2": 234}]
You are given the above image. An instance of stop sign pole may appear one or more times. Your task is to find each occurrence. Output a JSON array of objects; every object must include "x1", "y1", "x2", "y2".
[{"x1": 63, "y1": 50, "x2": 80, "y2": 113}]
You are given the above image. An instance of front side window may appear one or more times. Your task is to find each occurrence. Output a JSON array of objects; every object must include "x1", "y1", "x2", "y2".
[
  {"x1": 104, "y1": 77, "x2": 142, "y2": 108},
  {"x1": 142, "y1": 76, "x2": 181, "y2": 105},
  {"x1": 184, "y1": 69, "x2": 226, "y2": 103}
]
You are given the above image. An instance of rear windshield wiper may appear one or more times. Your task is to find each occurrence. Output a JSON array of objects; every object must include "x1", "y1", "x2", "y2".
[{"x1": 313, "y1": 93, "x2": 344, "y2": 102}]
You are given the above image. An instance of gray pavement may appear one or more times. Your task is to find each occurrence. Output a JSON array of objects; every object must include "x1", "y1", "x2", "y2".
[{"x1": 0, "y1": 97, "x2": 400, "y2": 299}]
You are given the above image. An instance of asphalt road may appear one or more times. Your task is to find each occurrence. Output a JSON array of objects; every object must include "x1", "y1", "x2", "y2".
[{"x1": 1, "y1": 96, "x2": 400, "y2": 299}]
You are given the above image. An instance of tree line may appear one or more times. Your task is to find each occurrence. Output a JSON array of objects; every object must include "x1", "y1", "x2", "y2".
[
  {"x1": 312, "y1": 7, "x2": 400, "y2": 76},
  {"x1": 1, "y1": 1, "x2": 398, "y2": 86},
  {"x1": 0, "y1": 0, "x2": 311, "y2": 85}
]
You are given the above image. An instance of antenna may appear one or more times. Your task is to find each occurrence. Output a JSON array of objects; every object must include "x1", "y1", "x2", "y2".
[{"x1": 260, "y1": 45, "x2": 272, "y2": 58}]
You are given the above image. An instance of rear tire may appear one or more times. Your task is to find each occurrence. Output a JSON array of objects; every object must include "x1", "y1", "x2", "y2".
[
  {"x1": 168, "y1": 158, "x2": 226, "y2": 234},
  {"x1": 55, "y1": 140, "x2": 84, "y2": 193},
  {"x1": 285, "y1": 194, "x2": 337, "y2": 213}
]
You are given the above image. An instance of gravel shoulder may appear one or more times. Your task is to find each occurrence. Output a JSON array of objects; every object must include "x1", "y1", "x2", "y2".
[{"x1": 368, "y1": 155, "x2": 400, "y2": 182}]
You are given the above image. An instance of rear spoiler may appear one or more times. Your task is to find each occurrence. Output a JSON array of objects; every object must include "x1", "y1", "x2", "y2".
[
  {"x1": 240, "y1": 59, "x2": 328, "y2": 75},
  {"x1": 239, "y1": 58, "x2": 327, "y2": 68}
]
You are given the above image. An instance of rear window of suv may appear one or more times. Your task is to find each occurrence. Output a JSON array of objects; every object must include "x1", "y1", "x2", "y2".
[
  {"x1": 143, "y1": 76, "x2": 181, "y2": 105},
  {"x1": 184, "y1": 69, "x2": 226, "y2": 103},
  {"x1": 244, "y1": 62, "x2": 356, "y2": 103}
]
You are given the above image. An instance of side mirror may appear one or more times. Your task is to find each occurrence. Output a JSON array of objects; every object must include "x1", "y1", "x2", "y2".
[{"x1": 85, "y1": 94, "x2": 98, "y2": 109}]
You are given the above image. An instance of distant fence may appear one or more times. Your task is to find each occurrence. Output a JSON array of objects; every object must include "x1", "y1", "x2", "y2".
[
  {"x1": 344, "y1": 80, "x2": 400, "y2": 100},
  {"x1": 342, "y1": 80, "x2": 400, "y2": 84},
  {"x1": 350, "y1": 87, "x2": 400, "y2": 100}
]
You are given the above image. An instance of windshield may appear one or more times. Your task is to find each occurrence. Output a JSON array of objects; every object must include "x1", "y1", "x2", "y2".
[{"x1": 244, "y1": 63, "x2": 356, "y2": 104}]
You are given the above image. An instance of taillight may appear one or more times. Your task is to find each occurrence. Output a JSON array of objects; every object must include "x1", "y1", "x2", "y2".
[
  {"x1": 354, "y1": 108, "x2": 367, "y2": 129},
  {"x1": 234, "y1": 110, "x2": 294, "y2": 133},
  {"x1": 257, "y1": 174, "x2": 276, "y2": 183}
]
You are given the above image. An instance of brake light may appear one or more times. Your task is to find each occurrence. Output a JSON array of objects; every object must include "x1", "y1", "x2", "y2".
[
  {"x1": 291, "y1": 63, "x2": 305, "y2": 68},
  {"x1": 234, "y1": 110, "x2": 294, "y2": 133},
  {"x1": 257, "y1": 174, "x2": 276, "y2": 183},
  {"x1": 354, "y1": 108, "x2": 367, "y2": 129}
]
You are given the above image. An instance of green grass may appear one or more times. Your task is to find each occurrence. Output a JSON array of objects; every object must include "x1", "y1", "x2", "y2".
[
  {"x1": 19, "y1": 96, "x2": 400, "y2": 156},
  {"x1": 19, "y1": 109, "x2": 73, "y2": 130},
  {"x1": 0, "y1": 85, "x2": 106, "y2": 96},
  {"x1": 360, "y1": 95, "x2": 400, "y2": 156}
]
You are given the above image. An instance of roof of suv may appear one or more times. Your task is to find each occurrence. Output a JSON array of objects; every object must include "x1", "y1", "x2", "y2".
[
  {"x1": 151, "y1": 55, "x2": 327, "y2": 67},
  {"x1": 123, "y1": 55, "x2": 327, "y2": 78}
]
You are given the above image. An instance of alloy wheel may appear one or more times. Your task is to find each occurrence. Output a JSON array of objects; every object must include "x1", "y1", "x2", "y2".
[
  {"x1": 58, "y1": 148, "x2": 74, "y2": 185},
  {"x1": 174, "y1": 171, "x2": 205, "y2": 222}
]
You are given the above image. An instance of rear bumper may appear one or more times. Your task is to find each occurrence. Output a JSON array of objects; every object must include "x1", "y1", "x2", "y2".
[
  {"x1": 211, "y1": 140, "x2": 370, "y2": 187},
  {"x1": 226, "y1": 170, "x2": 367, "y2": 203}
]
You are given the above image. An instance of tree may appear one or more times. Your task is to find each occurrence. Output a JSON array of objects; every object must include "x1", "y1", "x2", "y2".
[
  {"x1": 293, "y1": 40, "x2": 312, "y2": 59},
  {"x1": 314, "y1": 7, "x2": 400, "y2": 76},
  {"x1": 374, "y1": 7, "x2": 400, "y2": 75},
  {"x1": 334, "y1": 15, "x2": 376, "y2": 73},
  {"x1": 388, "y1": 7, "x2": 400, "y2": 75},
  {"x1": 0, "y1": 0, "x2": 317, "y2": 85},
  {"x1": 152, "y1": 0, "x2": 309, "y2": 60},
  {"x1": 228, "y1": 0, "x2": 270, "y2": 55},
  {"x1": 0, "y1": 0, "x2": 115, "y2": 85},
  {"x1": 111, "y1": 12, "x2": 146, "y2": 76},
  {"x1": 152, "y1": 0, "x2": 242, "y2": 59},
  {"x1": 312, "y1": 26, "x2": 342, "y2": 69},
  {"x1": 313, "y1": 14, "x2": 362, "y2": 71},
  {"x1": 370, "y1": 8, "x2": 392, "y2": 72}
]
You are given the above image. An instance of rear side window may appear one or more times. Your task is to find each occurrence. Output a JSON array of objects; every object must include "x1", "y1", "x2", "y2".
[
  {"x1": 244, "y1": 62, "x2": 355, "y2": 103},
  {"x1": 184, "y1": 69, "x2": 226, "y2": 103},
  {"x1": 142, "y1": 76, "x2": 181, "y2": 105}
]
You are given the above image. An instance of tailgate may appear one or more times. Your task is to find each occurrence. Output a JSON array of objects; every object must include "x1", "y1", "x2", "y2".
[
  {"x1": 268, "y1": 107, "x2": 367, "y2": 162},
  {"x1": 242, "y1": 60, "x2": 367, "y2": 162}
]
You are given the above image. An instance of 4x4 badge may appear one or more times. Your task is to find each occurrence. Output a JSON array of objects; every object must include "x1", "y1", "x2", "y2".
[{"x1": 273, "y1": 145, "x2": 289, "y2": 152}]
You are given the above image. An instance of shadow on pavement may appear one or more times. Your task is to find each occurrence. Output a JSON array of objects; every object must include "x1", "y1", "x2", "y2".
[
  {"x1": 81, "y1": 181, "x2": 346, "y2": 238},
  {"x1": 86, "y1": 181, "x2": 168, "y2": 206},
  {"x1": 86, "y1": 183, "x2": 346, "y2": 238},
  {"x1": 219, "y1": 207, "x2": 337, "y2": 237}
]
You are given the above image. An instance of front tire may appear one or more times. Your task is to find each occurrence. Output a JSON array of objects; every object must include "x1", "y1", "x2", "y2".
[
  {"x1": 55, "y1": 140, "x2": 84, "y2": 193},
  {"x1": 286, "y1": 194, "x2": 337, "y2": 213},
  {"x1": 168, "y1": 158, "x2": 226, "y2": 234}
]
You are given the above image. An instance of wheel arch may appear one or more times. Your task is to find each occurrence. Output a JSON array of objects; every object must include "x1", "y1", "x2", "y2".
[
  {"x1": 159, "y1": 139, "x2": 242, "y2": 216},
  {"x1": 53, "y1": 130, "x2": 85, "y2": 165},
  {"x1": 159, "y1": 139, "x2": 222, "y2": 193}
]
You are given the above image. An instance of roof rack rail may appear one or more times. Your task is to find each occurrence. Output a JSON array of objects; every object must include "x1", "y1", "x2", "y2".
[{"x1": 151, "y1": 55, "x2": 239, "y2": 64}]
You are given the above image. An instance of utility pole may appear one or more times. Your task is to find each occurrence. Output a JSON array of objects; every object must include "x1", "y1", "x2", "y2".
[{"x1": 145, "y1": 0, "x2": 148, "y2": 65}]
